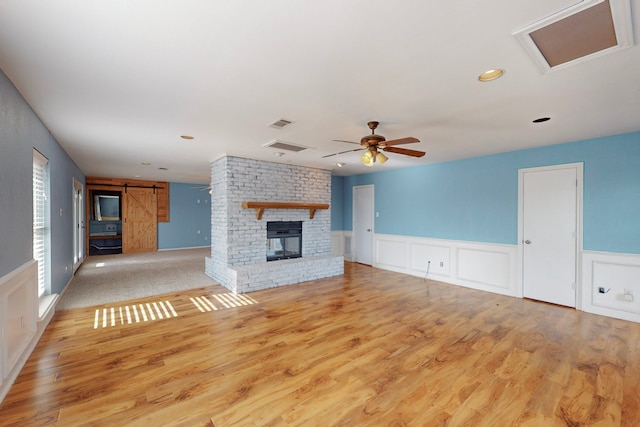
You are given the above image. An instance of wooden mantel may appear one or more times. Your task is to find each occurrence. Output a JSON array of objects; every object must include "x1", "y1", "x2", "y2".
[{"x1": 242, "y1": 202, "x2": 329, "y2": 220}]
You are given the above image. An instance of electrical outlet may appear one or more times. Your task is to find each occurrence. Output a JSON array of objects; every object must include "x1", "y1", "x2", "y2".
[{"x1": 439, "y1": 261, "x2": 444, "y2": 268}]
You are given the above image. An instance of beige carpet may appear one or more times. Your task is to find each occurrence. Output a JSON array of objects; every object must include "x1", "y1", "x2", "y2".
[{"x1": 57, "y1": 247, "x2": 220, "y2": 310}]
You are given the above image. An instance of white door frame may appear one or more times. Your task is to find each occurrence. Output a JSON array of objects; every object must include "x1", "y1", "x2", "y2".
[
  {"x1": 72, "y1": 177, "x2": 84, "y2": 272},
  {"x1": 352, "y1": 185, "x2": 375, "y2": 265},
  {"x1": 517, "y1": 162, "x2": 583, "y2": 308}
]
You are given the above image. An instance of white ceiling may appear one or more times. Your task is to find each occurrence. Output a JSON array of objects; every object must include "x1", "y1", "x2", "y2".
[{"x1": 1, "y1": 1, "x2": 639, "y2": 183}]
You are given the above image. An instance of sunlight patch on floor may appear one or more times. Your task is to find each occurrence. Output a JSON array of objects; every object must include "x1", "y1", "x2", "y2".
[
  {"x1": 190, "y1": 296, "x2": 218, "y2": 312},
  {"x1": 91, "y1": 293, "x2": 259, "y2": 327},
  {"x1": 93, "y1": 300, "x2": 178, "y2": 329},
  {"x1": 191, "y1": 292, "x2": 258, "y2": 312}
]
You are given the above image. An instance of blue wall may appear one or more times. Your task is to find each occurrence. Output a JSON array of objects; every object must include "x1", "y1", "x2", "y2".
[
  {"x1": 330, "y1": 176, "x2": 344, "y2": 231},
  {"x1": 157, "y1": 182, "x2": 211, "y2": 250},
  {"x1": 339, "y1": 131, "x2": 640, "y2": 255},
  {"x1": 0, "y1": 69, "x2": 85, "y2": 294}
]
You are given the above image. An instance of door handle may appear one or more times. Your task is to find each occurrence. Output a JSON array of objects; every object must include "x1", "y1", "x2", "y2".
[
  {"x1": 367, "y1": 228, "x2": 371, "y2": 232},
  {"x1": 524, "y1": 240, "x2": 531, "y2": 244}
]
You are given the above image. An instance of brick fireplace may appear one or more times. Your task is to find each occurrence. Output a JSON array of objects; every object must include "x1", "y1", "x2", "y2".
[{"x1": 205, "y1": 156, "x2": 344, "y2": 293}]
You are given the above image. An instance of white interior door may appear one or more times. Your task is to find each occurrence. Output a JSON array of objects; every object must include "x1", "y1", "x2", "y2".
[
  {"x1": 520, "y1": 164, "x2": 581, "y2": 307},
  {"x1": 353, "y1": 185, "x2": 374, "y2": 265}
]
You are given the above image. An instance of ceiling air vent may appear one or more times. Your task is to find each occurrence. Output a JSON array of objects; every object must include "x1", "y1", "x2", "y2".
[
  {"x1": 268, "y1": 118, "x2": 294, "y2": 129},
  {"x1": 513, "y1": 0, "x2": 634, "y2": 73},
  {"x1": 263, "y1": 140, "x2": 309, "y2": 152}
]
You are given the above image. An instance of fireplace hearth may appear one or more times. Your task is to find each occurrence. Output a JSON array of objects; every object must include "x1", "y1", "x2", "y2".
[{"x1": 267, "y1": 221, "x2": 302, "y2": 261}]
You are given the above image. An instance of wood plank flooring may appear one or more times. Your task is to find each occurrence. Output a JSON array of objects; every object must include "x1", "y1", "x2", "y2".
[{"x1": 2, "y1": 262, "x2": 640, "y2": 426}]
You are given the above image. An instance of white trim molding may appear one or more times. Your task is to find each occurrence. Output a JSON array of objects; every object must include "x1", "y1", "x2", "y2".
[{"x1": 373, "y1": 234, "x2": 519, "y2": 297}]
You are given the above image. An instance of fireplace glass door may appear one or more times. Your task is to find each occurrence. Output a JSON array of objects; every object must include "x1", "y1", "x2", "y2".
[{"x1": 267, "y1": 221, "x2": 302, "y2": 261}]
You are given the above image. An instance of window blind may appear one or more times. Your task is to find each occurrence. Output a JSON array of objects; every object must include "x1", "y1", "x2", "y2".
[{"x1": 33, "y1": 149, "x2": 50, "y2": 297}]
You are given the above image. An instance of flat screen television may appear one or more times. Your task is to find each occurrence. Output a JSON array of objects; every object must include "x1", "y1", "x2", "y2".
[{"x1": 94, "y1": 195, "x2": 120, "y2": 221}]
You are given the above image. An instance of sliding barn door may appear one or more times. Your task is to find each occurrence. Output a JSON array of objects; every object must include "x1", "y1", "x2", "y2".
[{"x1": 123, "y1": 187, "x2": 157, "y2": 253}]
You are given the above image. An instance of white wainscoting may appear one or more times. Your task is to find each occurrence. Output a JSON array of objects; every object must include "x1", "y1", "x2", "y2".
[
  {"x1": 0, "y1": 261, "x2": 37, "y2": 399},
  {"x1": 582, "y1": 251, "x2": 640, "y2": 323},
  {"x1": 331, "y1": 232, "x2": 640, "y2": 323},
  {"x1": 0, "y1": 260, "x2": 57, "y2": 403},
  {"x1": 373, "y1": 234, "x2": 519, "y2": 297},
  {"x1": 331, "y1": 231, "x2": 352, "y2": 261}
]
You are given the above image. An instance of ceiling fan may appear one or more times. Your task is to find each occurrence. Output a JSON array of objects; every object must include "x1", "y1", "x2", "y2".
[{"x1": 323, "y1": 121, "x2": 425, "y2": 166}]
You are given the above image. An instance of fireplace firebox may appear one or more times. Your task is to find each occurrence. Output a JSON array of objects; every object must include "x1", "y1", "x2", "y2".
[{"x1": 266, "y1": 221, "x2": 302, "y2": 261}]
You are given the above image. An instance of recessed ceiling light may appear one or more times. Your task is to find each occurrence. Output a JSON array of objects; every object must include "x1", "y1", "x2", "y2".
[
  {"x1": 533, "y1": 117, "x2": 551, "y2": 123},
  {"x1": 273, "y1": 152, "x2": 285, "y2": 157},
  {"x1": 336, "y1": 162, "x2": 346, "y2": 168},
  {"x1": 478, "y1": 69, "x2": 504, "y2": 82},
  {"x1": 180, "y1": 135, "x2": 194, "y2": 140},
  {"x1": 141, "y1": 162, "x2": 151, "y2": 166}
]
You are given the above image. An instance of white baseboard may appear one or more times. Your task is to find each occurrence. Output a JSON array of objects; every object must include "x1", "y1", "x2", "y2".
[{"x1": 158, "y1": 245, "x2": 210, "y2": 251}]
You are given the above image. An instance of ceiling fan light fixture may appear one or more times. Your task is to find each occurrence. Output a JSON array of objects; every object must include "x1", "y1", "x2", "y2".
[
  {"x1": 376, "y1": 151, "x2": 388, "y2": 164},
  {"x1": 478, "y1": 69, "x2": 504, "y2": 82},
  {"x1": 327, "y1": 121, "x2": 425, "y2": 165},
  {"x1": 360, "y1": 151, "x2": 374, "y2": 166}
]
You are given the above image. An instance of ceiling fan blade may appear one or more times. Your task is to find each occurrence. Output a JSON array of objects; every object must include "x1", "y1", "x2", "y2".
[
  {"x1": 322, "y1": 147, "x2": 365, "y2": 158},
  {"x1": 381, "y1": 137, "x2": 420, "y2": 146},
  {"x1": 383, "y1": 146, "x2": 426, "y2": 157},
  {"x1": 332, "y1": 139, "x2": 361, "y2": 145}
]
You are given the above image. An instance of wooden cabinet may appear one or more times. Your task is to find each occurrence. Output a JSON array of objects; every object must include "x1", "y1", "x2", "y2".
[
  {"x1": 86, "y1": 177, "x2": 168, "y2": 255},
  {"x1": 86, "y1": 177, "x2": 169, "y2": 221}
]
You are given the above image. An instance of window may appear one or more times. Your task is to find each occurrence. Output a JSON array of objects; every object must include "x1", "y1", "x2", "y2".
[
  {"x1": 33, "y1": 149, "x2": 50, "y2": 297},
  {"x1": 73, "y1": 177, "x2": 84, "y2": 271}
]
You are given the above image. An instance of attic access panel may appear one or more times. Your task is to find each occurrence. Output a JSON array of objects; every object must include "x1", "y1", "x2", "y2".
[{"x1": 513, "y1": 0, "x2": 634, "y2": 73}]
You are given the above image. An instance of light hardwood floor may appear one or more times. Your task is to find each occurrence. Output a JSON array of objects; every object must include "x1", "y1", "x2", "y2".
[{"x1": 2, "y1": 262, "x2": 640, "y2": 426}]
